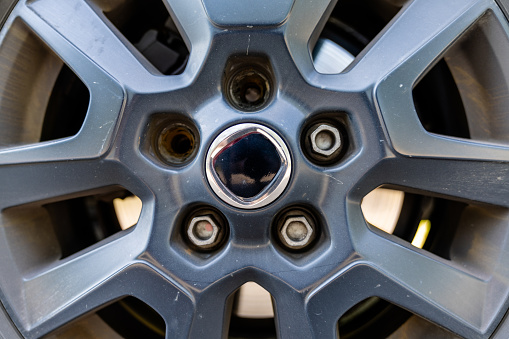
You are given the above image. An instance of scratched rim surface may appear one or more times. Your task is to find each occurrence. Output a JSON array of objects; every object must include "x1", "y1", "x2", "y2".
[{"x1": 0, "y1": 0, "x2": 508, "y2": 339}]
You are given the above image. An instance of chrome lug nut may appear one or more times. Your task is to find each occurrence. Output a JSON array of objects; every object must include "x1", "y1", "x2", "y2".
[
  {"x1": 187, "y1": 215, "x2": 221, "y2": 249},
  {"x1": 309, "y1": 123, "x2": 342, "y2": 157},
  {"x1": 280, "y1": 216, "x2": 315, "y2": 250}
]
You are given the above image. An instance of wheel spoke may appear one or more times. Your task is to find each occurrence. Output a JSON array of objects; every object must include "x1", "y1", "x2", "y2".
[
  {"x1": 163, "y1": 0, "x2": 212, "y2": 44},
  {"x1": 0, "y1": 158, "x2": 137, "y2": 209},
  {"x1": 0, "y1": 194, "x2": 157, "y2": 337},
  {"x1": 23, "y1": 263, "x2": 191, "y2": 338},
  {"x1": 182, "y1": 270, "x2": 261, "y2": 339},
  {"x1": 0, "y1": 106, "x2": 122, "y2": 162},
  {"x1": 274, "y1": 290, "x2": 315, "y2": 339},
  {"x1": 198, "y1": 0, "x2": 294, "y2": 26},
  {"x1": 305, "y1": 0, "x2": 489, "y2": 91},
  {"x1": 16, "y1": 233, "x2": 143, "y2": 333},
  {"x1": 285, "y1": 0, "x2": 335, "y2": 78},
  {"x1": 360, "y1": 154, "x2": 509, "y2": 207},
  {"x1": 0, "y1": 0, "x2": 505, "y2": 337},
  {"x1": 372, "y1": 0, "x2": 509, "y2": 159},
  {"x1": 376, "y1": 87, "x2": 509, "y2": 162},
  {"x1": 182, "y1": 273, "x2": 246, "y2": 339},
  {"x1": 187, "y1": 290, "x2": 230, "y2": 339},
  {"x1": 162, "y1": 0, "x2": 214, "y2": 86},
  {"x1": 353, "y1": 0, "x2": 487, "y2": 85},
  {"x1": 342, "y1": 204, "x2": 506, "y2": 336},
  {"x1": 129, "y1": 266, "x2": 194, "y2": 339},
  {"x1": 20, "y1": 0, "x2": 156, "y2": 90},
  {"x1": 367, "y1": 245, "x2": 492, "y2": 333},
  {"x1": 2, "y1": 3, "x2": 126, "y2": 160},
  {"x1": 177, "y1": 267, "x2": 318, "y2": 339},
  {"x1": 305, "y1": 266, "x2": 392, "y2": 339},
  {"x1": 308, "y1": 261, "x2": 484, "y2": 338}
]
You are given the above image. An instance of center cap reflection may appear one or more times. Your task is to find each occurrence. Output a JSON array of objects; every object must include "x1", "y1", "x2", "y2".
[
  {"x1": 213, "y1": 133, "x2": 281, "y2": 198},
  {"x1": 206, "y1": 123, "x2": 292, "y2": 209}
]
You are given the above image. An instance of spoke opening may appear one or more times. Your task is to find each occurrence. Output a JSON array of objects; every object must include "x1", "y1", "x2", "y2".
[
  {"x1": 96, "y1": 297, "x2": 166, "y2": 339},
  {"x1": 388, "y1": 314, "x2": 462, "y2": 339},
  {"x1": 43, "y1": 296, "x2": 166, "y2": 339},
  {"x1": 374, "y1": 3, "x2": 509, "y2": 160},
  {"x1": 338, "y1": 297, "x2": 411, "y2": 339},
  {"x1": 311, "y1": 0, "x2": 405, "y2": 74},
  {"x1": 90, "y1": 0, "x2": 189, "y2": 75},
  {"x1": 413, "y1": 58, "x2": 469, "y2": 139},
  {"x1": 1, "y1": 186, "x2": 142, "y2": 272},
  {"x1": 228, "y1": 282, "x2": 276, "y2": 339},
  {"x1": 412, "y1": 10, "x2": 509, "y2": 146},
  {"x1": 44, "y1": 186, "x2": 141, "y2": 260},
  {"x1": 360, "y1": 186, "x2": 509, "y2": 264},
  {"x1": 0, "y1": 19, "x2": 89, "y2": 149},
  {"x1": 338, "y1": 297, "x2": 462, "y2": 339},
  {"x1": 441, "y1": 10, "x2": 509, "y2": 146},
  {"x1": 361, "y1": 186, "x2": 509, "y2": 310},
  {"x1": 42, "y1": 314, "x2": 123, "y2": 339}
]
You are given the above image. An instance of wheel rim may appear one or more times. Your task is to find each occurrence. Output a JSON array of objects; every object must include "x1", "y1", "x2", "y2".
[{"x1": 0, "y1": 0, "x2": 508, "y2": 338}]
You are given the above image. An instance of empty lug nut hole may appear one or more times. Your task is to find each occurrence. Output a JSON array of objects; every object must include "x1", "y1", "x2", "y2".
[
  {"x1": 157, "y1": 123, "x2": 197, "y2": 165},
  {"x1": 228, "y1": 68, "x2": 271, "y2": 111}
]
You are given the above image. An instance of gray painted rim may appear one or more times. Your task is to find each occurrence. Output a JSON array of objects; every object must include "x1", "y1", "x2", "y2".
[{"x1": 0, "y1": 0, "x2": 508, "y2": 338}]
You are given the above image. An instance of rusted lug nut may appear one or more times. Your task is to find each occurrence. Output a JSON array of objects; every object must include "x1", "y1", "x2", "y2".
[
  {"x1": 280, "y1": 216, "x2": 315, "y2": 250},
  {"x1": 309, "y1": 124, "x2": 342, "y2": 157},
  {"x1": 187, "y1": 215, "x2": 221, "y2": 249}
]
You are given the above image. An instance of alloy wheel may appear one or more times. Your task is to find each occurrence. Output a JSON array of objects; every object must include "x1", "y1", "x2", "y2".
[{"x1": 0, "y1": 0, "x2": 509, "y2": 338}]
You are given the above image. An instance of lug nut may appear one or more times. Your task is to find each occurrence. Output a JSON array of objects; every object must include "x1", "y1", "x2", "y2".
[
  {"x1": 187, "y1": 214, "x2": 224, "y2": 250},
  {"x1": 279, "y1": 214, "x2": 316, "y2": 250},
  {"x1": 310, "y1": 123, "x2": 342, "y2": 157}
]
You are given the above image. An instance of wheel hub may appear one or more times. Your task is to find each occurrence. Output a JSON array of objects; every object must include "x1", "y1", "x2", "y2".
[{"x1": 206, "y1": 123, "x2": 292, "y2": 209}]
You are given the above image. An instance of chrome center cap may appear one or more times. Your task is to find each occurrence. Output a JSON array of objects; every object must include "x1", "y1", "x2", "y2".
[{"x1": 206, "y1": 123, "x2": 291, "y2": 209}]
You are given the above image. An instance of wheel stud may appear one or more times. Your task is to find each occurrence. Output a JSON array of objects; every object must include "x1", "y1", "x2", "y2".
[
  {"x1": 244, "y1": 85, "x2": 262, "y2": 103},
  {"x1": 193, "y1": 218, "x2": 215, "y2": 240}
]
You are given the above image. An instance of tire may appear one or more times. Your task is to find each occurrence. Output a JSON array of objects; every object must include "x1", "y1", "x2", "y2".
[{"x1": 1, "y1": 0, "x2": 509, "y2": 338}]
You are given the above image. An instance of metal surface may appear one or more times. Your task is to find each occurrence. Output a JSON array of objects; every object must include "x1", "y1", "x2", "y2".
[
  {"x1": 309, "y1": 123, "x2": 342, "y2": 157},
  {"x1": 205, "y1": 123, "x2": 291, "y2": 209},
  {"x1": 186, "y1": 215, "x2": 220, "y2": 248},
  {"x1": 0, "y1": 0, "x2": 507, "y2": 338},
  {"x1": 312, "y1": 38, "x2": 354, "y2": 74},
  {"x1": 280, "y1": 216, "x2": 314, "y2": 249}
]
